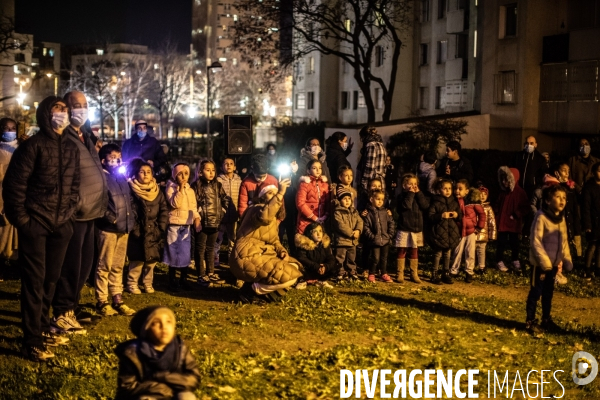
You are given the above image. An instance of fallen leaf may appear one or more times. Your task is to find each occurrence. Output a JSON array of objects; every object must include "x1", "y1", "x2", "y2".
[{"x1": 219, "y1": 386, "x2": 237, "y2": 393}]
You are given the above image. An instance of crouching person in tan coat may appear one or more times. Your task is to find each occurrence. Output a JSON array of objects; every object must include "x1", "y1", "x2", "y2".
[
  {"x1": 231, "y1": 178, "x2": 303, "y2": 304},
  {"x1": 526, "y1": 185, "x2": 572, "y2": 335}
]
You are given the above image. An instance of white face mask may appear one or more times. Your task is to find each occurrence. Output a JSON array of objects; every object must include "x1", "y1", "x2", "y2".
[
  {"x1": 310, "y1": 145, "x2": 321, "y2": 156},
  {"x1": 70, "y1": 108, "x2": 88, "y2": 126},
  {"x1": 137, "y1": 130, "x2": 147, "y2": 139},
  {"x1": 107, "y1": 158, "x2": 121, "y2": 168},
  {"x1": 51, "y1": 112, "x2": 70, "y2": 131},
  {"x1": 524, "y1": 144, "x2": 534, "y2": 153},
  {"x1": 581, "y1": 145, "x2": 591, "y2": 156},
  {"x1": 268, "y1": 149, "x2": 276, "y2": 155},
  {"x1": 341, "y1": 142, "x2": 348, "y2": 151},
  {"x1": 2, "y1": 131, "x2": 16, "y2": 142}
]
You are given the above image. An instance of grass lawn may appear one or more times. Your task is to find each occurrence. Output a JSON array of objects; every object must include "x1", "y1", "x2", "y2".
[{"x1": 0, "y1": 260, "x2": 599, "y2": 399}]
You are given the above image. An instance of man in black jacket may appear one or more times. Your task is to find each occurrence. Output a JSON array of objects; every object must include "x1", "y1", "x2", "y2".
[
  {"x1": 512, "y1": 135, "x2": 547, "y2": 198},
  {"x1": 3, "y1": 96, "x2": 81, "y2": 361},
  {"x1": 51, "y1": 91, "x2": 108, "y2": 333},
  {"x1": 436, "y1": 141, "x2": 473, "y2": 184}
]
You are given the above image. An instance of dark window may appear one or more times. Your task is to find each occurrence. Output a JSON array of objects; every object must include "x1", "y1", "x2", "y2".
[
  {"x1": 341, "y1": 91, "x2": 349, "y2": 109},
  {"x1": 14, "y1": 53, "x2": 25, "y2": 62},
  {"x1": 421, "y1": 0, "x2": 430, "y2": 22},
  {"x1": 494, "y1": 71, "x2": 517, "y2": 104},
  {"x1": 437, "y1": 40, "x2": 447, "y2": 64},
  {"x1": 420, "y1": 43, "x2": 429, "y2": 65},
  {"x1": 307, "y1": 91, "x2": 314, "y2": 109},
  {"x1": 435, "y1": 86, "x2": 444, "y2": 109},
  {"x1": 353, "y1": 90, "x2": 359, "y2": 109},
  {"x1": 419, "y1": 87, "x2": 429, "y2": 109},
  {"x1": 505, "y1": 4, "x2": 517, "y2": 37},
  {"x1": 438, "y1": 0, "x2": 446, "y2": 19},
  {"x1": 375, "y1": 46, "x2": 384, "y2": 67}
]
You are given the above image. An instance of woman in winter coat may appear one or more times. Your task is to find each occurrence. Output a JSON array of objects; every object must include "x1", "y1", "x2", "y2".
[
  {"x1": 126, "y1": 159, "x2": 169, "y2": 294},
  {"x1": 231, "y1": 179, "x2": 303, "y2": 303},
  {"x1": 0, "y1": 117, "x2": 18, "y2": 264},
  {"x1": 428, "y1": 179, "x2": 462, "y2": 284},
  {"x1": 296, "y1": 159, "x2": 330, "y2": 234},
  {"x1": 325, "y1": 132, "x2": 352, "y2": 184},
  {"x1": 294, "y1": 222, "x2": 336, "y2": 287},
  {"x1": 191, "y1": 160, "x2": 229, "y2": 285},
  {"x1": 581, "y1": 161, "x2": 600, "y2": 280}
]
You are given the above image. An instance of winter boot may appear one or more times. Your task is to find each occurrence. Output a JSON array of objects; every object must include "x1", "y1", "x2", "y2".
[
  {"x1": 431, "y1": 268, "x2": 442, "y2": 284},
  {"x1": 168, "y1": 267, "x2": 180, "y2": 292},
  {"x1": 395, "y1": 258, "x2": 405, "y2": 283},
  {"x1": 409, "y1": 259, "x2": 421, "y2": 284}
]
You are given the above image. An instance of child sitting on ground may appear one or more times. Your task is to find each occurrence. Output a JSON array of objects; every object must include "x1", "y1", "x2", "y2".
[
  {"x1": 295, "y1": 222, "x2": 335, "y2": 289},
  {"x1": 126, "y1": 158, "x2": 169, "y2": 295},
  {"x1": 428, "y1": 179, "x2": 462, "y2": 284},
  {"x1": 362, "y1": 189, "x2": 395, "y2": 283},
  {"x1": 95, "y1": 144, "x2": 136, "y2": 316},
  {"x1": 395, "y1": 173, "x2": 430, "y2": 284},
  {"x1": 332, "y1": 187, "x2": 363, "y2": 280},
  {"x1": 526, "y1": 185, "x2": 572, "y2": 334},
  {"x1": 115, "y1": 306, "x2": 201, "y2": 400},
  {"x1": 450, "y1": 180, "x2": 486, "y2": 283},
  {"x1": 474, "y1": 185, "x2": 496, "y2": 272}
]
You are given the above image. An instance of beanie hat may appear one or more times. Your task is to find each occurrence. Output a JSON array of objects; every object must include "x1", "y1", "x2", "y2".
[
  {"x1": 130, "y1": 306, "x2": 176, "y2": 339},
  {"x1": 478, "y1": 185, "x2": 489, "y2": 196},
  {"x1": 258, "y1": 184, "x2": 278, "y2": 199},
  {"x1": 172, "y1": 163, "x2": 190, "y2": 180},
  {"x1": 337, "y1": 186, "x2": 351, "y2": 201},
  {"x1": 135, "y1": 119, "x2": 148, "y2": 128}
]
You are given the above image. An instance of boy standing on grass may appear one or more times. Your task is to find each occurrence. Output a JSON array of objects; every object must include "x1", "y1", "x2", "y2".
[
  {"x1": 526, "y1": 185, "x2": 572, "y2": 334},
  {"x1": 95, "y1": 144, "x2": 136, "y2": 317}
]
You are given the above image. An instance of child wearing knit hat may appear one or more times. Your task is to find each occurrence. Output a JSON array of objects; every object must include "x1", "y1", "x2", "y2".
[
  {"x1": 331, "y1": 187, "x2": 363, "y2": 280},
  {"x1": 115, "y1": 306, "x2": 201, "y2": 400}
]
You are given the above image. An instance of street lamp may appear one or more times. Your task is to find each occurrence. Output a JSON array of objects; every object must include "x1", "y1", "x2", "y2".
[
  {"x1": 46, "y1": 72, "x2": 58, "y2": 96},
  {"x1": 206, "y1": 61, "x2": 222, "y2": 159}
]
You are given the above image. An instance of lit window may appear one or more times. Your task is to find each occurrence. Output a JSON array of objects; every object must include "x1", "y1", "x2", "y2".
[
  {"x1": 473, "y1": 30, "x2": 477, "y2": 58},
  {"x1": 154, "y1": 63, "x2": 159, "y2": 69},
  {"x1": 42, "y1": 48, "x2": 47, "y2": 56},
  {"x1": 344, "y1": 19, "x2": 352, "y2": 31},
  {"x1": 233, "y1": 14, "x2": 238, "y2": 21},
  {"x1": 375, "y1": 88, "x2": 383, "y2": 109},
  {"x1": 219, "y1": 57, "x2": 227, "y2": 62},
  {"x1": 48, "y1": 48, "x2": 54, "y2": 57},
  {"x1": 358, "y1": 92, "x2": 366, "y2": 108},
  {"x1": 96, "y1": 49, "x2": 104, "y2": 56},
  {"x1": 233, "y1": 58, "x2": 238, "y2": 65},
  {"x1": 308, "y1": 57, "x2": 315, "y2": 73},
  {"x1": 296, "y1": 93, "x2": 306, "y2": 109}
]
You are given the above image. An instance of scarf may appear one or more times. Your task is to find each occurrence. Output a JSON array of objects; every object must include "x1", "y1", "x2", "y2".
[
  {"x1": 129, "y1": 178, "x2": 159, "y2": 202},
  {"x1": 542, "y1": 208, "x2": 564, "y2": 225},
  {"x1": 138, "y1": 336, "x2": 181, "y2": 376}
]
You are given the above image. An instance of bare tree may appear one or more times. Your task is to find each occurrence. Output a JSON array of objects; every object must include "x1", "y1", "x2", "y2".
[
  {"x1": 121, "y1": 57, "x2": 154, "y2": 138},
  {"x1": 235, "y1": 0, "x2": 414, "y2": 123}
]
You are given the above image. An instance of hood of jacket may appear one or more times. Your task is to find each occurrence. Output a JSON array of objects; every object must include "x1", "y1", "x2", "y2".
[
  {"x1": 498, "y1": 166, "x2": 519, "y2": 192},
  {"x1": 295, "y1": 232, "x2": 331, "y2": 250},
  {"x1": 299, "y1": 174, "x2": 328, "y2": 184},
  {"x1": 36, "y1": 96, "x2": 63, "y2": 141}
]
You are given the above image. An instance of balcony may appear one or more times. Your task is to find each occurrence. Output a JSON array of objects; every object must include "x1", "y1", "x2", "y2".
[
  {"x1": 445, "y1": 58, "x2": 466, "y2": 80},
  {"x1": 447, "y1": 9, "x2": 466, "y2": 33}
]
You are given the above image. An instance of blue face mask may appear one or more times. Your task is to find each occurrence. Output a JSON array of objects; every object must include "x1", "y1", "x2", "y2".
[
  {"x1": 137, "y1": 130, "x2": 147, "y2": 139},
  {"x1": 2, "y1": 131, "x2": 16, "y2": 142}
]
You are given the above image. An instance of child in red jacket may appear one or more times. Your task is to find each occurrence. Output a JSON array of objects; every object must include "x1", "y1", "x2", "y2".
[
  {"x1": 238, "y1": 154, "x2": 279, "y2": 219},
  {"x1": 296, "y1": 159, "x2": 330, "y2": 234},
  {"x1": 450, "y1": 180, "x2": 486, "y2": 283},
  {"x1": 495, "y1": 167, "x2": 530, "y2": 272}
]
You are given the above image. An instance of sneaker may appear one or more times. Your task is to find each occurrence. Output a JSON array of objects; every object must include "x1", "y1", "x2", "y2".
[
  {"x1": 295, "y1": 281, "x2": 307, "y2": 290},
  {"x1": 126, "y1": 285, "x2": 142, "y2": 295},
  {"x1": 541, "y1": 317, "x2": 560, "y2": 332},
  {"x1": 496, "y1": 261, "x2": 509, "y2": 272},
  {"x1": 75, "y1": 309, "x2": 100, "y2": 325},
  {"x1": 442, "y1": 273, "x2": 454, "y2": 285},
  {"x1": 198, "y1": 275, "x2": 211, "y2": 287},
  {"x1": 315, "y1": 281, "x2": 333, "y2": 289},
  {"x1": 511, "y1": 260, "x2": 521, "y2": 271},
  {"x1": 208, "y1": 273, "x2": 221, "y2": 282},
  {"x1": 142, "y1": 286, "x2": 155, "y2": 294},
  {"x1": 51, "y1": 310, "x2": 86, "y2": 334},
  {"x1": 368, "y1": 274, "x2": 376, "y2": 283},
  {"x1": 42, "y1": 331, "x2": 69, "y2": 347},
  {"x1": 113, "y1": 303, "x2": 136, "y2": 316},
  {"x1": 380, "y1": 274, "x2": 393, "y2": 283},
  {"x1": 526, "y1": 319, "x2": 544, "y2": 335},
  {"x1": 362, "y1": 270, "x2": 370, "y2": 279},
  {"x1": 555, "y1": 272, "x2": 568, "y2": 285},
  {"x1": 348, "y1": 272, "x2": 359, "y2": 281},
  {"x1": 23, "y1": 344, "x2": 54, "y2": 361},
  {"x1": 97, "y1": 302, "x2": 118, "y2": 316},
  {"x1": 465, "y1": 273, "x2": 474, "y2": 283}
]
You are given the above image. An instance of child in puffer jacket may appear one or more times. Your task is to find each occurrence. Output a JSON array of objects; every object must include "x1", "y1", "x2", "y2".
[
  {"x1": 295, "y1": 222, "x2": 335, "y2": 289},
  {"x1": 332, "y1": 187, "x2": 363, "y2": 280},
  {"x1": 164, "y1": 163, "x2": 201, "y2": 291},
  {"x1": 495, "y1": 167, "x2": 529, "y2": 273},
  {"x1": 428, "y1": 179, "x2": 462, "y2": 284},
  {"x1": 362, "y1": 190, "x2": 395, "y2": 283},
  {"x1": 526, "y1": 185, "x2": 572, "y2": 335},
  {"x1": 450, "y1": 180, "x2": 486, "y2": 283},
  {"x1": 474, "y1": 185, "x2": 496, "y2": 272},
  {"x1": 394, "y1": 173, "x2": 430, "y2": 284},
  {"x1": 296, "y1": 159, "x2": 330, "y2": 234}
]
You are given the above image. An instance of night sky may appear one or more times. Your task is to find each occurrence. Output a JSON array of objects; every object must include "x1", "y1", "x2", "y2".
[{"x1": 15, "y1": 0, "x2": 192, "y2": 52}]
